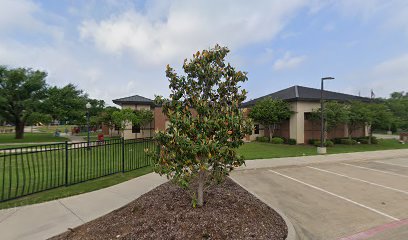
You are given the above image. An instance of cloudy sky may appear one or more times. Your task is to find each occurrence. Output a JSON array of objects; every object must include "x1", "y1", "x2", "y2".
[{"x1": 1, "y1": 0, "x2": 408, "y2": 105}]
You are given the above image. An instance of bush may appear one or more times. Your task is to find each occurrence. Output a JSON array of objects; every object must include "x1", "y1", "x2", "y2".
[
  {"x1": 325, "y1": 140, "x2": 334, "y2": 147},
  {"x1": 340, "y1": 139, "x2": 357, "y2": 145},
  {"x1": 271, "y1": 137, "x2": 284, "y2": 144},
  {"x1": 371, "y1": 136, "x2": 379, "y2": 144},
  {"x1": 333, "y1": 138, "x2": 343, "y2": 144},
  {"x1": 287, "y1": 138, "x2": 297, "y2": 145},
  {"x1": 313, "y1": 140, "x2": 334, "y2": 147},
  {"x1": 308, "y1": 139, "x2": 318, "y2": 145},
  {"x1": 358, "y1": 138, "x2": 369, "y2": 144},
  {"x1": 256, "y1": 136, "x2": 269, "y2": 142}
]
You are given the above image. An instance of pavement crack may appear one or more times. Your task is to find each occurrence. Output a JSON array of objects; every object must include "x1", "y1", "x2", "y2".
[{"x1": 58, "y1": 200, "x2": 85, "y2": 223}]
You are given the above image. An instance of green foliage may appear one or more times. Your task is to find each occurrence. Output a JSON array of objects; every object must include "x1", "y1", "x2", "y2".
[
  {"x1": 270, "y1": 137, "x2": 284, "y2": 144},
  {"x1": 325, "y1": 140, "x2": 334, "y2": 147},
  {"x1": 347, "y1": 101, "x2": 371, "y2": 138},
  {"x1": 0, "y1": 66, "x2": 48, "y2": 139},
  {"x1": 249, "y1": 98, "x2": 292, "y2": 141},
  {"x1": 151, "y1": 45, "x2": 252, "y2": 207},
  {"x1": 386, "y1": 92, "x2": 408, "y2": 130},
  {"x1": 313, "y1": 140, "x2": 334, "y2": 147},
  {"x1": 26, "y1": 112, "x2": 53, "y2": 126},
  {"x1": 311, "y1": 101, "x2": 349, "y2": 131},
  {"x1": 256, "y1": 136, "x2": 270, "y2": 142},
  {"x1": 287, "y1": 138, "x2": 297, "y2": 145},
  {"x1": 112, "y1": 108, "x2": 153, "y2": 133},
  {"x1": 340, "y1": 138, "x2": 357, "y2": 145}
]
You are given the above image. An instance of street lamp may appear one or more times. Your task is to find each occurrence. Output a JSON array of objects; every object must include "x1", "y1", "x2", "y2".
[
  {"x1": 318, "y1": 77, "x2": 335, "y2": 154},
  {"x1": 86, "y1": 102, "x2": 92, "y2": 150}
]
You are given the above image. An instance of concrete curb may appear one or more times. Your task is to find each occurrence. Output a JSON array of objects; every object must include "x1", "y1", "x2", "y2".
[{"x1": 229, "y1": 176, "x2": 298, "y2": 240}]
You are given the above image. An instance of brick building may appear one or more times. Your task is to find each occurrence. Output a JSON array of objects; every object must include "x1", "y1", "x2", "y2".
[{"x1": 113, "y1": 85, "x2": 370, "y2": 144}]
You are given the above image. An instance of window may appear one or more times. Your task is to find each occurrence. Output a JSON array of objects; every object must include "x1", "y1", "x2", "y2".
[
  {"x1": 254, "y1": 124, "x2": 260, "y2": 134},
  {"x1": 132, "y1": 124, "x2": 141, "y2": 133}
]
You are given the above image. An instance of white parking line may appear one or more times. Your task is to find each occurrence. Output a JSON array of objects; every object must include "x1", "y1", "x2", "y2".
[
  {"x1": 341, "y1": 163, "x2": 408, "y2": 178},
  {"x1": 268, "y1": 170, "x2": 399, "y2": 221},
  {"x1": 307, "y1": 166, "x2": 408, "y2": 195},
  {"x1": 376, "y1": 161, "x2": 408, "y2": 168}
]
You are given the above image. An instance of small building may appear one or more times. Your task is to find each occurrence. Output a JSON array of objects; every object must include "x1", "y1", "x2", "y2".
[
  {"x1": 241, "y1": 85, "x2": 370, "y2": 144},
  {"x1": 113, "y1": 85, "x2": 370, "y2": 143},
  {"x1": 112, "y1": 95, "x2": 168, "y2": 139}
]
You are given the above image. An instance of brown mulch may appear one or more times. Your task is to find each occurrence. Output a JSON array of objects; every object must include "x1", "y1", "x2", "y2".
[{"x1": 50, "y1": 178, "x2": 287, "y2": 240}]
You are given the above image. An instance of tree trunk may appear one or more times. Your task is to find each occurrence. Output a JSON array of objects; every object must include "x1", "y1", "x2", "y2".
[
  {"x1": 368, "y1": 124, "x2": 373, "y2": 144},
  {"x1": 197, "y1": 170, "x2": 205, "y2": 207},
  {"x1": 15, "y1": 121, "x2": 25, "y2": 139},
  {"x1": 268, "y1": 125, "x2": 275, "y2": 142}
]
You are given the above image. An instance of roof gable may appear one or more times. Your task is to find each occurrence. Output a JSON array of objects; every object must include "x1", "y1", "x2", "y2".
[
  {"x1": 242, "y1": 85, "x2": 371, "y2": 107},
  {"x1": 112, "y1": 95, "x2": 154, "y2": 106}
]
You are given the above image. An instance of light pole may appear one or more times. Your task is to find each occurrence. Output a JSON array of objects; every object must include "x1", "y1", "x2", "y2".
[
  {"x1": 86, "y1": 102, "x2": 92, "y2": 150},
  {"x1": 318, "y1": 77, "x2": 334, "y2": 154}
]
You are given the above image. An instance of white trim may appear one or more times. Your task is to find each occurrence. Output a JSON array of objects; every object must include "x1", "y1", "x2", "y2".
[
  {"x1": 268, "y1": 170, "x2": 399, "y2": 221},
  {"x1": 307, "y1": 166, "x2": 408, "y2": 195},
  {"x1": 341, "y1": 163, "x2": 408, "y2": 178}
]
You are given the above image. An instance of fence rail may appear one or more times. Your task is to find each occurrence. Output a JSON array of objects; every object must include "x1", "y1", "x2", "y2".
[{"x1": 0, "y1": 138, "x2": 155, "y2": 202}]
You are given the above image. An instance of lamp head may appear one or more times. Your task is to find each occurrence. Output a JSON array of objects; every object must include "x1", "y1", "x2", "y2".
[
  {"x1": 322, "y1": 77, "x2": 335, "y2": 81},
  {"x1": 86, "y1": 102, "x2": 92, "y2": 109}
]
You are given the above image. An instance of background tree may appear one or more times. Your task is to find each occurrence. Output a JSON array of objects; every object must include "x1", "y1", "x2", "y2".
[
  {"x1": 248, "y1": 98, "x2": 292, "y2": 141},
  {"x1": 112, "y1": 108, "x2": 153, "y2": 136},
  {"x1": 98, "y1": 106, "x2": 120, "y2": 137},
  {"x1": 386, "y1": 92, "x2": 408, "y2": 131},
  {"x1": 152, "y1": 45, "x2": 252, "y2": 207},
  {"x1": 366, "y1": 102, "x2": 395, "y2": 143},
  {"x1": 311, "y1": 101, "x2": 349, "y2": 142},
  {"x1": 0, "y1": 66, "x2": 47, "y2": 139},
  {"x1": 347, "y1": 101, "x2": 371, "y2": 139}
]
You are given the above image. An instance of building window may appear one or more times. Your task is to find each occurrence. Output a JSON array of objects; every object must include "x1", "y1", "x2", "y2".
[
  {"x1": 254, "y1": 124, "x2": 260, "y2": 134},
  {"x1": 132, "y1": 124, "x2": 141, "y2": 133}
]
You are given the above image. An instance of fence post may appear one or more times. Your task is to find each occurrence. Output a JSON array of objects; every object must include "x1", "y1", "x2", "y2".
[
  {"x1": 121, "y1": 137, "x2": 125, "y2": 173},
  {"x1": 65, "y1": 141, "x2": 69, "y2": 186}
]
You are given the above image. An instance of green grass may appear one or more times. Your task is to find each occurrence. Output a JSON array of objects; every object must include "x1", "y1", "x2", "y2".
[
  {"x1": 0, "y1": 133, "x2": 68, "y2": 144},
  {"x1": 0, "y1": 166, "x2": 152, "y2": 210},
  {"x1": 238, "y1": 139, "x2": 408, "y2": 160},
  {"x1": 0, "y1": 139, "x2": 155, "y2": 203}
]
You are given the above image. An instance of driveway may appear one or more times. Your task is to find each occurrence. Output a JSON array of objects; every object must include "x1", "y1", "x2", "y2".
[{"x1": 231, "y1": 151, "x2": 408, "y2": 240}]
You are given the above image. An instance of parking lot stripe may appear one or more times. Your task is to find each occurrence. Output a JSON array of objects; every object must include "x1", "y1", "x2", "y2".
[
  {"x1": 268, "y1": 170, "x2": 399, "y2": 221},
  {"x1": 376, "y1": 161, "x2": 408, "y2": 168},
  {"x1": 307, "y1": 166, "x2": 408, "y2": 195},
  {"x1": 341, "y1": 163, "x2": 408, "y2": 178}
]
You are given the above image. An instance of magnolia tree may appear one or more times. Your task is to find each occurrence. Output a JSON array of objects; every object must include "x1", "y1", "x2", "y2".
[
  {"x1": 152, "y1": 45, "x2": 252, "y2": 207},
  {"x1": 248, "y1": 98, "x2": 292, "y2": 141}
]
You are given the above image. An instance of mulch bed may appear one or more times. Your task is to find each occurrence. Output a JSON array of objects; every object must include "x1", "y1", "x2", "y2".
[{"x1": 50, "y1": 178, "x2": 287, "y2": 240}]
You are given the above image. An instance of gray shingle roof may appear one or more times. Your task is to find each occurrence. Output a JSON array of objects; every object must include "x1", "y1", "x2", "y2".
[
  {"x1": 242, "y1": 85, "x2": 371, "y2": 107},
  {"x1": 112, "y1": 95, "x2": 154, "y2": 106}
]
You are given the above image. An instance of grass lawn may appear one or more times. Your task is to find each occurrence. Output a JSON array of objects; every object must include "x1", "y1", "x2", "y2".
[
  {"x1": 238, "y1": 139, "x2": 408, "y2": 160},
  {"x1": 0, "y1": 133, "x2": 68, "y2": 144},
  {"x1": 0, "y1": 166, "x2": 152, "y2": 210}
]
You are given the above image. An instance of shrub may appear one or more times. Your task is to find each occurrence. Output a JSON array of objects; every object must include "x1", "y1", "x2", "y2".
[
  {"x1": 256, "y1": 136, "x2": 269, "y2": 142},
  {"x1": 333, "y1": 138, "x2": 343, "y2": 144},
  {"x1": 358, "y1": 138, "x2": 369, "y2": 144},
  {"x1": 325, "y1": 140, "x2": 334, "y2": 147},
  {"x1": 287, "y1": 138, "x2": 297, "y2": 145},
  {"x1": 308, "y1": 139, "x2": 318, "y2": 145},
  {"x1": 313, "y1": 140, "x2": 334, "y2": 147},
  {"x1": 340, "y1": 139, "x2": 357, "y2": 145},
  {"x1": 271, "y1": 137, "x2": 284, "y2": 144},
  {"x1": 371, "y1": 136, "x2": 379, "y2": 144}
]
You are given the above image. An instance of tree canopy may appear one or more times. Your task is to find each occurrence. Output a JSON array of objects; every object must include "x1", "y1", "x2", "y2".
[
  {"x1": 151, "y1": 45, "x2": 252, "y2": 207},
  {"x1": 0, "y1": 66, "x2": 48, "y2": 139},
  {"x1": 248, "y1": 98, "x2": 292, "y2": 141}
]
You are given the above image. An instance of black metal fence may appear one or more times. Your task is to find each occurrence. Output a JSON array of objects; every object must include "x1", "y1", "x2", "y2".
[{"x1": 0, "y1": 138, "x2": 155, "y2": 202}]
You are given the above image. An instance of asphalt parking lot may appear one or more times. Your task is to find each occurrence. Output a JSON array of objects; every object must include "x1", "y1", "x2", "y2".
[{"x1": 231, "y1": 157, "x2": 408, "y2": 240}]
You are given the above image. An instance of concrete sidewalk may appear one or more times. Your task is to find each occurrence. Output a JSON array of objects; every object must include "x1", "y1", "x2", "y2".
[{"x1": 0, "y1": 173, "x2": 167, "y2": 240}]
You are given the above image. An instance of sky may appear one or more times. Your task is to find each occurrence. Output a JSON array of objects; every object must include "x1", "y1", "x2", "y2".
[{"x1": 1, "y1": 0, "x2": 408, "y2": 105}]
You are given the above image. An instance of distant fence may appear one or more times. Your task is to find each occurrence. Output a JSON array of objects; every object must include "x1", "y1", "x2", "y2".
[{"x1": 0, "y1": 138, "x2": 155, "y2": 202}]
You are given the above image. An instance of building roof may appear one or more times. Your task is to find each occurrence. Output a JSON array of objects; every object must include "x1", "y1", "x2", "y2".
[
  {"x1": 112, "y1": 95, "x2": 155, "y2": 106},
  {"x1": 241, "y1": 85, "x2": 371, "y2": 107}
]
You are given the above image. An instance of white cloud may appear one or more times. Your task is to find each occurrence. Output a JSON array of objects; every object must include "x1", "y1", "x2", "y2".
[
  {"x1": 273, "y1": 52, "x2": 306, "y2": 71},
  {"x1": 79, "y1": 0, "x2": 310, "y2": 66}
]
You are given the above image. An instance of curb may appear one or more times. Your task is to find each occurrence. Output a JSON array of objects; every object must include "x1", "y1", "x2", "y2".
[{"x1": 229, "y1": 176, "x2": 298, "y2": 240}]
